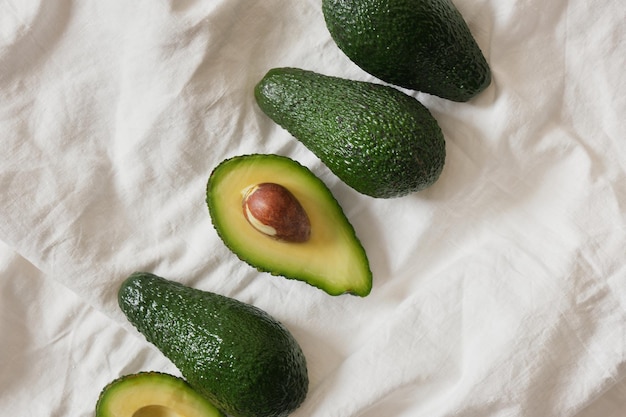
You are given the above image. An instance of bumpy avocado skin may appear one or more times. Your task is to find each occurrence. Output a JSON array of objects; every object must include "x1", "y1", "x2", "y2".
[
  {"x1": 118, "y1": 272, "x2": 309, "y2": 417},
  {"x1": 322, "y1": 0, "x2": 491, "y2": 102},
  {"x1": 254, "y1": 67, "x2": 445, "y2": 198}
]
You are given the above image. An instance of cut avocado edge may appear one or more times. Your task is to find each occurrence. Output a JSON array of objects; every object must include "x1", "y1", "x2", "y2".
[
  {"x1": 206, "y1": 154, "x2": 372, "y2": 296},
  {"x1": 96, "y1": 371, "x2": 224, "y2": 417}
]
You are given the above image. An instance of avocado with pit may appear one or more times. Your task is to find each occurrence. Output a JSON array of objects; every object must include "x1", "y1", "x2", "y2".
[
  {"x1": 322, "y1": 0, "x2": 491, "y2": 102},
  {"x1": 254, "y1": 67, "x2": 445, "y2": 198},
  {"x1": 118, "y1": 272, "x2": 309, "y2": 417},
  {"x1": 207, "y1": 153, "x2": 372, "y2": 296},
  {"x1": 96, "y1": 372, "x2": 224, "y2": 417}
]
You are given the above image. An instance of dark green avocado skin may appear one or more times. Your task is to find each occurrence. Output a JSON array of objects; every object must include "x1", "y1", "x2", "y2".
[
  {"x1": 254, "y1": 67, "x2": 445, "y2": 198},
  {"x1": 322, "y1": 0, "x2": 491, "y2": 102},
  {"x1": 118, "y1": 272, "x2": 308, "y2": 417}
]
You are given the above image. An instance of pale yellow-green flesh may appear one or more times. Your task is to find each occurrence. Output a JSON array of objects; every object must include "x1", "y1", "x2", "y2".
[
  {"x1": 209, "y1": 156, "x2": 371, "y2": 296},
  {"x1": 97, "y1": 373, "x2": 222, "y2": 417}
]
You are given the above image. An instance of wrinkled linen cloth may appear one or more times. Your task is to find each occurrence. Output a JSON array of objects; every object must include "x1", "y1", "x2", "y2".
[{"x1": 1, "y1": 1, "x2": 625, "y2": 416}]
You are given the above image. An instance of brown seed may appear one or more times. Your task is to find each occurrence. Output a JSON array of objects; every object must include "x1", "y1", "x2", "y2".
[{"x1": 242, "y1": 183, "x2": 311, "y2": 243}]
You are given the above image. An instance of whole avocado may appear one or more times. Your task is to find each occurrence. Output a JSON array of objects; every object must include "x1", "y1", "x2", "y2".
[
  {"x1": 322, "y1": 0, "x2": 491, "y2": 102},
  {"x1": 118, "y1": 272, "x2": 308, "y2": 417},
  {"x1": 254, "y1": 67, "x2": 445, "y2": 198}
]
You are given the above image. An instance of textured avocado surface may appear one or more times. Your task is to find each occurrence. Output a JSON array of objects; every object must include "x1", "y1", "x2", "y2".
[
  {"x1": 207, "y1": 153, "x2": 372, "y2": 296},
  {"x1": 255, "y1": 68, "x2": 446, "y2": 198},
  {"x1": 322, "y1": 0, "x2": 491, "y2": 102},
  {"x1": 118, "y1": 272, "x2": 309, "y2": 417},
  {"x1": 96, "y1": 372, "x2": 223, "y2": 417}
]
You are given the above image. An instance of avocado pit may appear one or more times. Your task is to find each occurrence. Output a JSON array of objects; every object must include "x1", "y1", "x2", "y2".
[
  {"x1": 133, "y1": 405, "x2": 182, "y2": 417},
  {"x1": 242, "y1": 182, "x2": 311, "y2": 243}
]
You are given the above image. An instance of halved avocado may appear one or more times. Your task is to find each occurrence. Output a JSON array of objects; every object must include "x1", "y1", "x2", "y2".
[
  {"x1": 95, "y1": 372, "x2": 223, "y2": 417},
  {"x1": 206, "y1": 154, "x2": 372, "y2": 296}
]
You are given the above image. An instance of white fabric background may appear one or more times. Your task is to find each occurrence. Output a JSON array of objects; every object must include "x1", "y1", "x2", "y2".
[{"x1": 1, "y1": 0, "x2": 625, "y2": 416}]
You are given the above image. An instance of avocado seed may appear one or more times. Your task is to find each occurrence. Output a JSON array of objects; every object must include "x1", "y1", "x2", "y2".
[{"x1": 242, "y1": 183, "x2": 311, "y2": 243}]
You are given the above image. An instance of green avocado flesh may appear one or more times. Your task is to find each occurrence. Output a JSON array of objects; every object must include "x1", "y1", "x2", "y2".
[
  {"x1": 207, "y1": 154, "x2": 372, "y2": 296},
  {"x1": 254, "y1": 68, "x2": 446, "y2": 198},
  {"x1": 118, "y1": 272, "x2": 309, "y2": 417},
  {"x1": 322, "y1": 0, "x2": 491, "y2": 102},
  {"x1": 95, "y1": 372, "x2": 223, "y2": 417}
]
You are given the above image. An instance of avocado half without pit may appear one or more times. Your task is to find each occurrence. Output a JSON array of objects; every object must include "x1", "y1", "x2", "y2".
[
  {"x1": 95, "y1": 372, "x2": 224, "y2": 417},
  {"x1": 206, "y1": 154, "x2": 372, "y2": 296}
]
